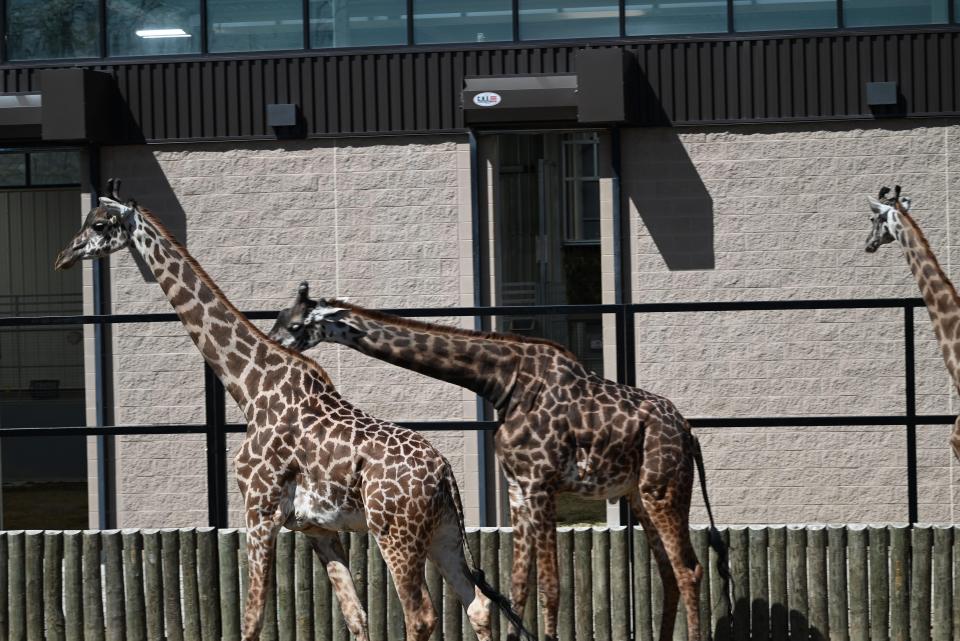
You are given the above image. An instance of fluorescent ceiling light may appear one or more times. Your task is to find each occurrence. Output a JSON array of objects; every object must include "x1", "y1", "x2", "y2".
[{"x1": 136, "y1": 28, "x2": 191, "y2": 39}]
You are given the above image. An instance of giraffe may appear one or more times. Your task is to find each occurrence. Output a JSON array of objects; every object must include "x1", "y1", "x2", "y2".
[
  {"x1": 866, "y1": 185, "x2": 960, "y2": 461},
  {"x1": 53, "y1": 181, "x2": 533, "y2": 641},
  {"x1": 270, "y1": 284, "x2": 730, "y2": 641}
]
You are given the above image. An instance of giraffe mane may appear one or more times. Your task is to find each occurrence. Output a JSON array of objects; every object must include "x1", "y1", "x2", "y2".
[
  {"x1": 135, "y1": 206, "x2": 334, "y2": 387},
  {"x1": 324, "y1": 299, "x2": 579, "y2": 360},
  {"x1": 897, "y1": 207, "x2": 960, "y2": 309}
]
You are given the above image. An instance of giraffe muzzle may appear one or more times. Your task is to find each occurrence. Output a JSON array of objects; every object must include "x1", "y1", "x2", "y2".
[{"x1": 54, "y1": 248, "x2": 79, "y2": 271}]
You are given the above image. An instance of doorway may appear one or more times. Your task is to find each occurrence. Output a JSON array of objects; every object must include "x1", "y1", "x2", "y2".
[
  {"x1": 485, "y1": 131, "x2": 609, "y2": 524},
  {"x1": 491, "y1": 131, "x2": 604, "y2": 373},
  {"x1": 0, "y1": 150, "x2": 87, "y2": 529}
]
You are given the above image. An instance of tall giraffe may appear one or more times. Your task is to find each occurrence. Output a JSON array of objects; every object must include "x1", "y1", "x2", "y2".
[
  {"x1": 54, "y1": 181, "x2": 532, "y2": 641},
  {"x1": 270, "y1": 285, "x2": 729, "y2": 641},
  {"x1": 866, "y1": 185, "x2": 960, "y2": 461}
]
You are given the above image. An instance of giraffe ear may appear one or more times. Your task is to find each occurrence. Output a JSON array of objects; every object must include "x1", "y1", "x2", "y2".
[
  {"x1": 297, "y1": 281, "x2": 310, "y2": 301},
  {"x1": 867, "y1": 196, "x2": 883, "y2": 214}
]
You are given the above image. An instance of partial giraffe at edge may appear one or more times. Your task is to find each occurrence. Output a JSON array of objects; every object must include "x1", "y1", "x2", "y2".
[
  {"x1": 53, "y1": 180, "x2": 534, "y2": 641},
  {"x1": 271, "y1": 283, "x2": 731, "y2": 641},
  {"x1": 866, "y1": 185, "x2": 960, "y2": 462}
]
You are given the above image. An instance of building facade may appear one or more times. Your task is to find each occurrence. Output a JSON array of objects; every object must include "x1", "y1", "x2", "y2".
[{"x1": 0, "y1": 1, "x2": 958, "y2": 530}]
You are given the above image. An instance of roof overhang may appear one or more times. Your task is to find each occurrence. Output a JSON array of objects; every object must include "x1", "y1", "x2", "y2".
[
  {"x1": 462, "y1": 48, "x2": 642, "y2": 127},
  {"x1": 0, "y1": 69, "x2": 120, "y2": 143}
]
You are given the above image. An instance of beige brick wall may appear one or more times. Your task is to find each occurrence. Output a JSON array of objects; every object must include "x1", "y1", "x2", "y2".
[
  {"x1": 625, "y1": 120, "x2": 960, "y2": 525},
  {"x1": 98, "y1": 135, "x2": 478, "y2": 528}
]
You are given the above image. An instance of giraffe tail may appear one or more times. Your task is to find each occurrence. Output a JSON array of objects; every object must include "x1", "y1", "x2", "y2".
[
  {"x1": 442, "y1": 465, "x2": 537, "y2": 641},
  {"x1": 692, "y1": 433, "x2": 732, "y2": 616}
]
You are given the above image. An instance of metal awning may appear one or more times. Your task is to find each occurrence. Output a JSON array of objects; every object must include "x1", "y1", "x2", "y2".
[
  {"x1": 461, "y1": 48, "x2": 642, "y2": 127},
  {"x1": 0, "y1": 94, "x2": 43, "y2": 139}
]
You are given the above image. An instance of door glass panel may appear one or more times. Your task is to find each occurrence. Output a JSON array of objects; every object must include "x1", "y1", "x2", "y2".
[
  {"x1": 491, "y1": 132, "x2": 605, "y2": 524},
  {"x1": 0, "y1": 152, "x2": 87, "y2": 529}
]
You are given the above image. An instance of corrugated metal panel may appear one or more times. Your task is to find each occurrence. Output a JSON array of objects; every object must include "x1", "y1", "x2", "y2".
[{"x1": 1, "y1": 30, "x2": 957, "y2": 142}]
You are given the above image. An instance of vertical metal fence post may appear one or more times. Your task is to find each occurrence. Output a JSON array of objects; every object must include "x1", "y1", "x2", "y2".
[
  {"x1": 904, "y1": 305, "x2": 918, "y2": 525},
  {"x1": 615, "y1": 305, "x2": 637, "y2": 641},
  {"x1": 205, "y1": 364, "x2": 228, "y2": 528}
]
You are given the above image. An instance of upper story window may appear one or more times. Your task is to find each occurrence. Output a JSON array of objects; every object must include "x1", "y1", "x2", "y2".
[
  {"x1": 519, "y1": 1, "x2": 620, "y2": 40},
  {"x1": 414, "y1": 0, "x2": 513, "y2": 44},
  {"x1": 311, "y1": 0, "x2": 407, "y2": 48},
  {"x1": 107, "y1": 0, "x2": 201, "y2": 57},
  {"x1": 207, "y1": 0, "x2": 304, "y2": 53},
  {"x1": 1, "y1": 1, "x2": 957, "y2": 61},
  {"x1": 626, "y1": 0, "x2": 728, "y2": 35},
  {"x1": 843, "y1": 0, "x2": 949, "y2": 27},
  {"x1": 562, "y1": 133, "x2": 601, "y2": 244},
  {"x1": 6, "y1": 0, "x2": 100, "y2": 61}
]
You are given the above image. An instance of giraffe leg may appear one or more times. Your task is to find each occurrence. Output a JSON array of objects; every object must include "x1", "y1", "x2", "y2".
[
  {"x1": 240, "y1": 510, "x2": 281, "y2": 641},
  {"x1": 531, "y1": 497, "x2": 559, "y2": 641},
  {"x1": 308, "y1": 532, "x2": 370, "y2": 641},
  {"x1": 951, "y1": 416, "x2": 960, "y2": 461},
  {"x1": 428, "y1": 516, "x2": 492, "y2": 641},
  {"x1": 380, "y1": 537, "x2": 437, "y2": 641},
  {"x1": 506, "y1": 485, "x2": 536, "y2": 641},
  {"x1": 633, "y1": 486, "x2": 703, "y2": 641}
]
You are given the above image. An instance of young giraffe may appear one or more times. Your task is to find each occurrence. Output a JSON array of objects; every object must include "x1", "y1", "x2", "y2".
[
  {"x1": 54, "y1": 181, "x2": 533, "y2": 641},
  {"x1": 270, "y1": 285, "x2": 730, "y2": 641},
  {"x1": 866, "y1": 185, "x2": 960, "y2": 461}
]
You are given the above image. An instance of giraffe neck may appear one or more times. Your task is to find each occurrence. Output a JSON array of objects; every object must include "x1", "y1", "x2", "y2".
[
  {"x1": 125, "y1": 207, "x2": 301, "y2": 412},
  {"x1": 315, "y1": 310, "x2": 522, "y2": 408},
  {"x1": 894, "y1": 210, "x2": 960, "y2": 387}
]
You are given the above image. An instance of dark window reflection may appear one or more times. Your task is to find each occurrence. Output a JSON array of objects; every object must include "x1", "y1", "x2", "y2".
[
  {"x1": 207, "y1": 0, "x2": 303, "y2": 53},
  {"x1": 107, "y1": 0, "x2": 202, "y2": 57},
  {"x1": 6, "y1": 0, "x2": 100, "y2": 60},
  {"x1": 30, "y1": 152, "x2": 83, "y2": 186},
  {"x1": 414, "y1": 0, "x2": 513, "y2": 44}
]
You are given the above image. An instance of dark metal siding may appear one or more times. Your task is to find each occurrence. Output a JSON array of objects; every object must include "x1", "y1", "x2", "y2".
[{"x1": 2, "y1": 30, "x2": 957, "y2": 142}]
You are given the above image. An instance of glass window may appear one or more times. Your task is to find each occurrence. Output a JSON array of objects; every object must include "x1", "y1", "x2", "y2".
[
  {"x1": 519, "y1": 1, "x2": 620, "y2": 40},
  {"x1": 107, "y1": 0, "x2": 201, "y2": 56},
  {"x1": 414, "y1": 0, "x2": 513, "y2": 44},
  {"x1": 843, "y1": 0, "x2": 948, "y2": 27},
  {"x1": 6, "y1": 0, "x2": 100, "y2": 60},
  {"x1": 562, "y1": 133, "x2": 601, "y2": 244},
  {"x1": 733, "y1": 0, "x2": 837, "y2": 31},
  {"x1": 30, "y1": 152, "x2": 82, "y2": 186},
  {"x1": 207, "y1": 0, "x2": 303, "y2": 53},
  {"x1": 0, "y1": 155, "x2": 27, "y2": 187},
  {"x1": 626, "y1": 0, "x2": 728, "y2": 35},
  {"x1": 311, "y1": 0, "x2": 406, "y2": 48}
]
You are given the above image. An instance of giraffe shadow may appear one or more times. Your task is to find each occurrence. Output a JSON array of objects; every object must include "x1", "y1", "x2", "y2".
[{"x1": 710, "y1": 596, "x2": 827, "y2": 641}]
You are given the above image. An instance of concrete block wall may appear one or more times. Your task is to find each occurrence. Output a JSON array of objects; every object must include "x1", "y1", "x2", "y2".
[
  {"x1": 99, "y1": 135, "x2": 477, "y2": 528},
  {"x1": 624, "y1": 120, "x2": 960, "y2": 525}
]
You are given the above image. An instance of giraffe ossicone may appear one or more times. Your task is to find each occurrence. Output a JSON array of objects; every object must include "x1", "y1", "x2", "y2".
[
  {"x1": 271, "y1": 283, "x2": 731, "y2": 641},
  {"x1": 55, "y1": 180, "x2": 534, "y2": 641}
]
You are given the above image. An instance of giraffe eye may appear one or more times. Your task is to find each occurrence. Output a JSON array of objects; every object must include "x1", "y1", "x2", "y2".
[
  {"x1": 289, "y1": 323, "x2": 302, "y2": 332},
  {"x1": 92, "y1": 221, "x2": 107, "y2": 233}
]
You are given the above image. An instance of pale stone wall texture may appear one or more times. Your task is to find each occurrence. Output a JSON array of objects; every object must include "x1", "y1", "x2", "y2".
[
  {"x1": 100, "y1": 136, "x2": 476, "y2": 528},
  {"x1": 624, "y1": 120, "x2": 960, "y2": 525}
]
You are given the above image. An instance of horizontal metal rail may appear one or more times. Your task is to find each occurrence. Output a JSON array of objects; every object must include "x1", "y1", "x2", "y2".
[{"x1": 0, "y1": 296, "x2": 941, "y2": 528}]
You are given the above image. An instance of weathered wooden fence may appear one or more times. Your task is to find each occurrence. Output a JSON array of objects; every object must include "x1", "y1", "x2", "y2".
[{"x1": 0, "y1": 525, "x2": 957, "y2": 641}]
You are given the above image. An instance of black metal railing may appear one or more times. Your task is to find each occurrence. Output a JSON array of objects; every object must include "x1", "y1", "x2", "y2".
[{"x1": 0, "y1": 298, "x2": 951, "y2": 528}]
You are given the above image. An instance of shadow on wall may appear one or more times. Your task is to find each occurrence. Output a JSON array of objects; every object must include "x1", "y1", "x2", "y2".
[
  {"x1": 626, "y1": 72, "x2": 714, "y2": 271},
  {"x1": 101, "y1": 147, "x2": 187, "y2": 283}
]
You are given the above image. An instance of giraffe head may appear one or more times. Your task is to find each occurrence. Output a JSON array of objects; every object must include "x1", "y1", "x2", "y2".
[
  {"x1": 865, "y1": 185, "x2": 911, "y2": 253},
  {"x1": 268, "y1": 281, "x2": 361, "y2": 349},
  {"x1": 54, "y1": 178, "x2": 137, "y2": 270}
]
